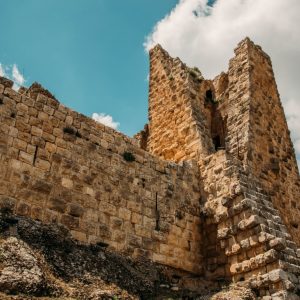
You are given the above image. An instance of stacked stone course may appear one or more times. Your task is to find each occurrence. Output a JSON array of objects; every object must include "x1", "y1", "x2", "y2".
[{"x1": 200, "y1": 152, "x2": 300, "y2": 299}]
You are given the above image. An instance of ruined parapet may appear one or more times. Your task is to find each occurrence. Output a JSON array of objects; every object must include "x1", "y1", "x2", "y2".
[
  {"x1": 134, "y1": 124, "x2": 149, "y2": 150},
  {"x1": 25, "y1": 82, "x2": 58, "y2": 101},
  {"x1": 0, "y1": 76, "x2": 14, "y2": 89},
  {"x1": 147, "y1": 45, "x2": 215, "y2": 162}
]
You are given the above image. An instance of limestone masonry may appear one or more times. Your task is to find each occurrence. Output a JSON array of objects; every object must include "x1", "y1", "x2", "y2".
[{"x1": 0, "y1": 38, "x2": 300, "y2": 299}]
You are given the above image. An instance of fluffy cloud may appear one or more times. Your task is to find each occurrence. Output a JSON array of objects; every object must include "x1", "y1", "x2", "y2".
[
  {"x1": 0, "y1": 64, "x2": 6, "y2": 77},
  {"x1": 92, "y1": 113, "x2": 120, "y2": 130},
  {"x1": 0, "y1": 63, "x2": 26, "y2": 90},
  {"x1": 12, "y1": 64, "x2": 25, "y2": 88},
  {"x1": 145, "y1": 0, "x2": 300, "y2": 164}
]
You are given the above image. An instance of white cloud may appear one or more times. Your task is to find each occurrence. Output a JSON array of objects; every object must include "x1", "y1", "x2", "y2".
[
  {"x1": 0, "y1": 63, "x2": 26, "y2": 90},
  {"x1": 145, "y1": 73, "x2": 150, "y2": 82},
  {"x1": 145, "y1": 0, "x2": 300, "y2": 166},
  {"x1": 0, "y1": 64, "x2": 6, "y2": 77},
  {"x1": 284, "y1": 98, "x2": 300, "y2": 161},
  {"x1": 12, "y1": 64, "x2": 25, "y2": 89},
  {"x1": 92, "y1": 113, "x2": 120, "y2": 130}
]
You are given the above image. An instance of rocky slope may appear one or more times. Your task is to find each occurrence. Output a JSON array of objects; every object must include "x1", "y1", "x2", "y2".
[{"x1": 0, "y1": 208, "x2": 256, "y2": 300}]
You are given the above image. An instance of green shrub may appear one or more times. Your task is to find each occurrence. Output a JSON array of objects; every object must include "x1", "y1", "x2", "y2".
[
  {"x1": 63, "y1": 126, "x2": 76, "y2": 135},
  {"x1": 123, "y1": 152, "x2": 135, "y2": 162}
]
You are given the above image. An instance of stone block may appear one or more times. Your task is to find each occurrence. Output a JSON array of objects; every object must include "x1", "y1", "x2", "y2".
[
  {"x1": 13, "y1": 138, "x2": 27, "y2": 151},
  {"x1": 27, "y1": 144, "x2": 36, "y2": 155},
  {"x1": 31, "y1": 179, "x2": 52, "y2": 194},
  {"x1": 100, "y1": 202, "x2": 116, "y2": 216},
  {"x1": 45, "y1": 142, "x2": 56, "y2": 153},
  {"x1": 153, "y1": 253, "x2": 167, "y2": 264},
  {"x1": 110, "y1": 217, "x2": 123, "y2": 229},
  {"x1": 31, "y1": 126, "x2": 43, "y2": 137},
  {"x1": 135, "y1": 224, "x2": 151, "y2": 238},
  {"x1": 61, "y1": 214, "x2": 79, "y2": 230},
  {"x1": 268, "y1": 269, "x2": 288, "y2": 283},
  {"x1": 35, "y1": 158, "x2": 51, "y2": 171},
  {"x1": 128, "y1": 234, "x2": 142, "y2": 247},
  {"x1": 48, "y1": 197, "x2": 67, "y2": 213},
  {"x1": 118, "y1": 207, "x2": 131, "y2": 221},
  {"x1": 131, "y1": 212, "x2": 143, "y2": 224},
  {"x1": 98, "y1": 223, "x2": 111, "y2": 238},
  {"x1": 16, "y1": 202, "x2": 30, "y2": 216},
  {"x1": 71, "y1": 230, "x2": 87, "y2": 243},
  {"x1": 61, "y1": 178, "x2": 73, "y2": 189},
  {"x1": 43, "y1": 105, "x2": 54, "y2": 115},
  {"x1": 127, "y1": 201, "x2": 142, "y2": 213},
  {"x1": 68, "y1": 203, "x2": 84, "y2": 217},
  {"x1": 112, "y1": 230, "x2": 126, "y2": 243},
  {"x1": 19, "y1": 151, "x2": 34, "y2": 164},
  {"x1": 9, "y1": 126, "x2": 18, "y2": 137}
]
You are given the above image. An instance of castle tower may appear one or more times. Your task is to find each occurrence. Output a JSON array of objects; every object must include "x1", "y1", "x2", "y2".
[
  {"x1": 236, "y1": 39, "x2": 300, "y2": 244},
  {"x1": 144, "y1": 38, "x2": 300, "y2": 298},
  {"x1": 146, "y1": 38, "x2": 300, "y2": 246}
]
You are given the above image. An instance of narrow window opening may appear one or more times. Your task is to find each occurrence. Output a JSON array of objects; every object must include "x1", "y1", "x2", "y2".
[
  {"x1": 33, "y1": 146, "x2": 38, "y2": 165},
  {"x1": 206, "y1": 89, "x2": 213, "y2": 102},
  {"x1": 210, "y1": 96, "x2": 226, "y2": 152},
  {"x1": 213, "y1": 136, "x2": 221, "y2": 151}
]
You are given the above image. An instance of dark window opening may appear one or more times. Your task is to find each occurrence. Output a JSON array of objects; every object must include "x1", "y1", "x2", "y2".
[
  {"x1": 210, "y1": 107, "x2": 226, "y2": 152},
  {"x1": 213, "y1": 136, "x2": 221, "y2": 151},
  {"x1": 206, "y1": 90, "x2": 213, "y2": 102}
]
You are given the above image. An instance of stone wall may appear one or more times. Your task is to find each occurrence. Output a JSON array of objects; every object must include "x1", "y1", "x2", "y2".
[
  {"x1": 200, "y1": 151, "x2": 300, "y2": 299},
  {"x1": 0, "y1": 78, "x2": 203, "y2": 274}
]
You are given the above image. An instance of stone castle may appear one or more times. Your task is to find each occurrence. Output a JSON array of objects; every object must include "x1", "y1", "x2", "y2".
[{"x1": 0, "y1": 38, "x2": 300, "y2": 299}]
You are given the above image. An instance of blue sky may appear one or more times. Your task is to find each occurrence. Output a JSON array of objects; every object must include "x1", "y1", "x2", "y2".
[{"x1": 0, "y1": 0, "x2": 179, "y2": 136}]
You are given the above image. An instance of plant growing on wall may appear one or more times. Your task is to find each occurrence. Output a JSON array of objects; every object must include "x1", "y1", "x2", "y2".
[
  {"x1": 63, "y1": 126, "x2": 76, "y2": 135},
  {"x1": 188, "y1": 67, "x2": 203, "y2": 83},
  {"x1": 63, "y1": 126, "x2": 82, "y2": 139},
  {"x1": 123, "y1": 152, "x2": 135, "y2": 162}
]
